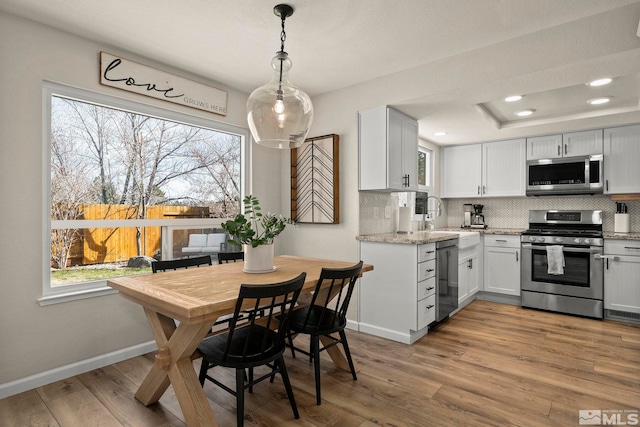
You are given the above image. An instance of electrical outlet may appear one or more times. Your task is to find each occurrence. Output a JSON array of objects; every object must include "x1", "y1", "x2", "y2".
[
  {"x1": 373, "y1": 207, "x2": 379, "y2": 219},
  {"x1": 384, "y1": 205, "x2": 392, "y2": 219}
]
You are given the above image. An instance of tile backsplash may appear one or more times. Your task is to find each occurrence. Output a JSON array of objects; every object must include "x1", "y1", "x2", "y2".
[
  {"x1": 359, "y1": 192, "x2": 447, "y2": 235},
  {"x1": 359, "y1": 192, "x2": 639, "y2": 234}
]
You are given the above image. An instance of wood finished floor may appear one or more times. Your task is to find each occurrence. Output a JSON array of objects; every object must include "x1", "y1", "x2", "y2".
[{"x1": 2, "y1": 300, "x2": 639, "y2": 426}]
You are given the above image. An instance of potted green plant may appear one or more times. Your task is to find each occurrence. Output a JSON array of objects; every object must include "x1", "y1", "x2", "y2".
[{"x1": 221, "y1": 195, "x2": 294, "y2": 272}]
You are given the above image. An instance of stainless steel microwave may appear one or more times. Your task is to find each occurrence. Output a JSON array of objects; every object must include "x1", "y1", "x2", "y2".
[{"x1": 526, "y1": 154, "x2": 603, "y2": 196}]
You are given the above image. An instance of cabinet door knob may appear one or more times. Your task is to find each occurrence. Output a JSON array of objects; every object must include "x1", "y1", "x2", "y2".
[
  {"x1": 564, "y1": 144, "x2": 568, "y2": 155},
  {"x1": 427, "y1": 305, "x2": 434, "y2": 309},
  {"x1": 477, "y1": 185, "x2": 480, "y2": 195},
  {"x1": 557, "y1": 145, "x2": 561, "y2": 156},
  {"x1": 426, "y1": 286, "x2": 435, "y2": 291},
  {"x1": 426, "y1": 268, "x2": 435, "y2": 273}
]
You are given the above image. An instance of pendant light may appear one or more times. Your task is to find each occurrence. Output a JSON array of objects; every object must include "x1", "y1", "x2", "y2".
[{"x1": 247, "y1": 4, "x2": 313, "y2": 149}]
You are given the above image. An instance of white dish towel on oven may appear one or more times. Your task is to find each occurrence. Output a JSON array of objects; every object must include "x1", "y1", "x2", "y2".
[{"x1": 546, "y1": 245, "x2": 565, "y2": 275}]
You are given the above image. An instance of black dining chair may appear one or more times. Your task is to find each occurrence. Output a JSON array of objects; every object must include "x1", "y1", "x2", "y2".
[
  {"x1": 151, "y1": 255, "x2": 212, "y2": 273},
  {"x1": 197, "y1": 273, "x2": 305, "y2": 427},
  {"x1": 286, "y1": 261, "x2": 363, "y2": 405},
  {"x1": 218, "y1": 251, "x2": 244, "y2": 264}
]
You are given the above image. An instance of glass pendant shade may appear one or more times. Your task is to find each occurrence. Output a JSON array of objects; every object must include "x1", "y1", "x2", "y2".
[{"x1": 247, "y1": 52, "x2": 313, "y2": 149}]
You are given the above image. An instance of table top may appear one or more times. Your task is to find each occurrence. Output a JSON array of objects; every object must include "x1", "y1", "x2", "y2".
[{"x1": 107, "y1": 255, "x2": 373, "y2": 325}]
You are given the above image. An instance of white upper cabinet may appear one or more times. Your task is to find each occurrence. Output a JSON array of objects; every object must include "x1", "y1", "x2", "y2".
[
  {"x1": 604, "y1": 124, "x2": 640, "y2": 194},
  {"x1": 526, "y1": 130, "x2": 603, "y2": 160},
  {"x1": 563, "y1": 130, "x2": 603, "y2": 157},
  {"x1": 526, "y1": 134, "x2": 562, "y2": 160},
  {"x1": 482, "y1": 139, "x2": 526, "y2": 197},
  {"x1": 441, "y1": 139, "x2": 525, "y2": 198},
  {"x1": 441, "y1": 144, "x2": 482, "y2": 197},
  {"x1": 359, "y1": 106, "x2": 418, "y2": 192}
]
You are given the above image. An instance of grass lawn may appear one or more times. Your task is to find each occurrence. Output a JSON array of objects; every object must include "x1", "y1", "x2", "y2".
[{"x1": 51, "y1": 265, "x2": 152, "y2": 285}]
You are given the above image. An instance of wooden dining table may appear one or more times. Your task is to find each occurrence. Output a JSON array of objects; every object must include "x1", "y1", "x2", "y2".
[{"x1": 107, "y1": 255, "x2": 373, "y2": 427}]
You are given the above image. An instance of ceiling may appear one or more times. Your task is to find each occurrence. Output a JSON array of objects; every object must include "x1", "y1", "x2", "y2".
[{"x1": 2, "y1": 0, "x2": 640, "y2": 145}]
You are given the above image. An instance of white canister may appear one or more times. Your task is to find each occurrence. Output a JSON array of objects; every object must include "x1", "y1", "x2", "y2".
[{"x1": 614, "y1": 213, "x2": 630, "y2": 233}]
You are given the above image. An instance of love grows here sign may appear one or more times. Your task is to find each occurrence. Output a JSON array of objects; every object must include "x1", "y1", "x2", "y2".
[{"x1": 100, "y1": 52, "x2": 228, "y2": 116}]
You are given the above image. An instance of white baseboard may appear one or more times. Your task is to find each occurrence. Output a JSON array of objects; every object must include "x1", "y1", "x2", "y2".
[
  {"x1": 0, "y1": 340, "x2": 156, "y2": 400},
  {"x1": 358, "y1": 322, "x2": 411, "y2": 344},
  {"x1": 346, "y1": 319, "x2": 359, "y2": 331}
]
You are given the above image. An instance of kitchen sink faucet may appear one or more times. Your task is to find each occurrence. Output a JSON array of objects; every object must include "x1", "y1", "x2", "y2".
[{"x1": 422, "y1": 196, "x2": 442, "y2": 230}]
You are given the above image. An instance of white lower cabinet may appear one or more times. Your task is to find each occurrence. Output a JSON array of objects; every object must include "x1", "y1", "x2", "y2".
[
  {"x1": 483, "y1": 235, "x2": 521, "y2": 296},
  {"x1": 458, "y1": 247, "x2": 481, "y2": 304},
  {"x1": 359, "y1": 241, "x2": 436, "y2": 344},
  {"x1": 604, "y1": 240, "x2": 640, "y2": 315}
]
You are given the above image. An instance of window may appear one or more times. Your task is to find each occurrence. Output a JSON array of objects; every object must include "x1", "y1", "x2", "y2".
[
  {"x1": 42, "y1": 82, "x2": 248, "y2": 304},
  {"x1": 413, "y1": 146, "x2": 434, "y2": 220},
  {"x1": 417, "y1": 146, "x2": 432, "y2": 192}
]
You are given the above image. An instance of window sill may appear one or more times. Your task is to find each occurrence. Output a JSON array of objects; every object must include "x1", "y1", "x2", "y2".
[{"x1": 38, "y1": 285, "x2": 118, "y2": 306}]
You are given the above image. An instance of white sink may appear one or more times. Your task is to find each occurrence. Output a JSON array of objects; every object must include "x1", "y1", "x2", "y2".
[{"x1": 447, "y1": 231, "x2": 481, "y2": 249}]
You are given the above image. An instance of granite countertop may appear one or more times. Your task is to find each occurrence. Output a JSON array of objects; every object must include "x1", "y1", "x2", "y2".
[
  {"x1": 356, "y1": 231, "x2": 460, "y2": 244},
  {"x1": 437, "y1": 227, "x2": 525, "y2": 236},
  {"x1": 357, "y1": 228, "x2": 640, "y2": 244},
  {"x1": 603, "y1": 232, "x2": 640, "y2": 240}
]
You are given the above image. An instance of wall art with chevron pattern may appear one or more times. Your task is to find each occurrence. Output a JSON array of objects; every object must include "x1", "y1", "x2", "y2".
[{"x1": 291, "y1": 134, "x2": 339, "y2": 224}]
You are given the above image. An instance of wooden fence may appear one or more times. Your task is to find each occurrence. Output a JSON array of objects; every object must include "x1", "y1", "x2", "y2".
[{"x1": 66, "y1": 204, "x2": 209, "y2": 266}]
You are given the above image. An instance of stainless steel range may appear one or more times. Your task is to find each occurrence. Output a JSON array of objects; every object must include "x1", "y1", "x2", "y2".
[{"x1": 521, "y1": 210, "x2": 604, "y2": 319}]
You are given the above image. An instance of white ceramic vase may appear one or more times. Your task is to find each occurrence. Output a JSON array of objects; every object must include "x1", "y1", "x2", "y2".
[{"x1": 243, "y1": 243, "x2": 275, "y2": 273}]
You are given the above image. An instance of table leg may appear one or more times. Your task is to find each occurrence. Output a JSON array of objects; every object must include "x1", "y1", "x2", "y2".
[
  {"x1": 136, "y1": 308, "x2": 218, "y2": 426},
  {"x1": 319, "y1": 335, "x2": 360, "y2": 373},
  {"x1": 296, "y1": 293, "x2": 359, "y2": 373}
]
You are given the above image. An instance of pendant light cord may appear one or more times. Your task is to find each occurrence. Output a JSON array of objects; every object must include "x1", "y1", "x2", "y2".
[
  {"x1": 280, "y1": 13, "x2": 287, "y2": 54},
  {"x1": 278, "y1": 13, "x2": 287, "y2": 87}
]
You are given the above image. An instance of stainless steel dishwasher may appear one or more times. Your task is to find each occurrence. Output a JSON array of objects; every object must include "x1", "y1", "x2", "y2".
[{"x1": 436, "y1": 239, "x2": 459, "y2": 322}]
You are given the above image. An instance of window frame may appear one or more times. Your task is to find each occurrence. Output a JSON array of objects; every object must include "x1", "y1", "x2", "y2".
[{"x1": 41, "y1": 81, "x2": 249, "y2": 305}]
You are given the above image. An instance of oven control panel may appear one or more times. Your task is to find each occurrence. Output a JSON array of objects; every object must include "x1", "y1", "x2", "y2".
[{"x1": 521, "y1": 235, "x2": 603, "y2": 247}]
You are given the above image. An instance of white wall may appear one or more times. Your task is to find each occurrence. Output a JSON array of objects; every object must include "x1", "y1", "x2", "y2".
[{"x1": 0, "y1": 11, "x2": 280, "y2": 390}]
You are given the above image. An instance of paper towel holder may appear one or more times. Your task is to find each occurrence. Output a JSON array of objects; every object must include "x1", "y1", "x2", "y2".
[{"x1": 397, "y1": 205, "x2": 413, "y2": 234}]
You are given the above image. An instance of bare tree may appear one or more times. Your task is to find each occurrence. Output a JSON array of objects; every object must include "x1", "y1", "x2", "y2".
[
  {"x1": 59, "y1": 98, "x2": 117, "y2": 204},
  {"x1": 115, "y1": 114, "x2": 222, "y2": 254},
  {"x1": 50, "y1": 123, "x2": 93, "y2": 269},
  {"x1": 188, "y1": 132, "x2": 242, "y2": 217}
]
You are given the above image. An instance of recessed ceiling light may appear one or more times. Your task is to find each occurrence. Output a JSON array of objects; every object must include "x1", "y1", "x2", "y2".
[
  {"x1": 434, "y1": 131, "x2": 447, "y2": 136},
  {"x1": 515, "y1": 109, "x2": 535, "y2": 117},
  {"x1": 504, "y1": 95, "x2": 523, "y2": 102},
  {"x1": 588, "y1": 78, "x2": 613, "y2": 87},
  {"x1": 588, "y1": 97, "x2": 612, "y2": 105}
]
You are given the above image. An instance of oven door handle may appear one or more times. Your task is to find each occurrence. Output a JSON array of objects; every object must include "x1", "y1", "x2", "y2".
[
  {"x1": 521, "y1": 243, "x2": 601, "y2": 254},
  {"x1": 594, "y1": 254, "x2": 619, "y2": 261}
]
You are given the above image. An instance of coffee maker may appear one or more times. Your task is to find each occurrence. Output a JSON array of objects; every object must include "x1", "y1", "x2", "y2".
[{"x1": 471, "y1": 204, "x2": 487, "y2": 229}]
